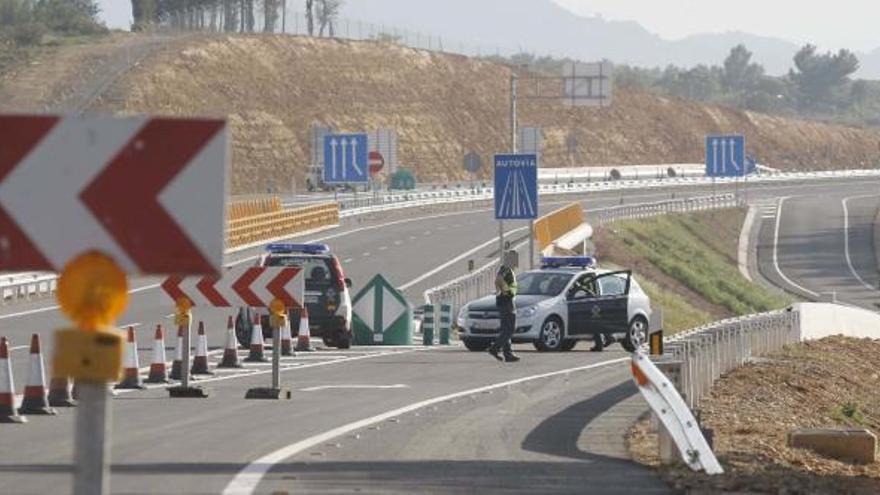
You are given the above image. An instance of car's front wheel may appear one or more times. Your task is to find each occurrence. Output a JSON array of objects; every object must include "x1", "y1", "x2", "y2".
[
  {"x1": 621, "y1": 316, "x2": 649, "y2": 352},
  {"x1": 533, "y1": 317, "x2": 564, "y2": 352},
  {"x1": 463, "y1": 338, "x2": 492, "y2": 351},
  {"x1": 235, "y1": 309, "x2": 253, "y2": 349}
]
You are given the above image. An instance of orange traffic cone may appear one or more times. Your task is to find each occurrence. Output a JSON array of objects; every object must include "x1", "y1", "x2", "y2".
[
  {"x1": 217, "y1": 316, "x2": 243, "y2": 368},
  {"x1": 190, "y1": 321, "x2": 213, "y2": 375},
  {"x1": 146, "y1": 324, "x2": 169, "y2": 383},
  {"x1": 295, "y1": 307, "x2": 314, "y2": 352},
  {"x1": 280, "y1": 316, "x2": 294, "y2": 356},
  {"x1": 170, "y1": 325, "x2": 184, "y2": 381},
  {"x1": 18, "y1": 334, "x2": 56, "y2": 415},
  {"x1": 115, "y1": 326, "x2": 145, "y2": 390},
  {"x1": 245, "y1": 312, "x2": 268, "y2": 362},
  {"x1": 0, "y1": 337, "x2": 25, "y2": 423},
  {"x1": 47, "y1": 375, "x2": 77, "y2": 408}
]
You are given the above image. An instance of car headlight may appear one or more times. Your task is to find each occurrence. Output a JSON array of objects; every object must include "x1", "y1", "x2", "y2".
[
  {"x1": 456, "y1": 306, "x2": 469, "y2": 326},
  {"x1": 516, "y1": 305, "x2": 538, "y2": 318}
]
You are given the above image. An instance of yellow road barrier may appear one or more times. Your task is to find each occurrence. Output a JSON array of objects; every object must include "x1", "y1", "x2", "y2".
[
  {"x1": 533, "y1": 203, "x2": 584, "y2": 251},
  {"x1": 226, "y1": 202, "x2": 339, "y2": 249}
]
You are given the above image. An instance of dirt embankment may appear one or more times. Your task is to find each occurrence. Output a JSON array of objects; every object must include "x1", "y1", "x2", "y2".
[
  {"x1": 629, "y1": 336, "x2": 880, "y2": 494},
  {"x1": 4, "y1": 33, "x2": 880, "y2": 194}
]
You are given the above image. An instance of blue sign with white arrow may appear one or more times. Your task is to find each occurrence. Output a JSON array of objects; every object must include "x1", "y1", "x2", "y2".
[
  {"x1": 494, "y1": 154, "x2": 538, "y2": 220},
  {"x1": 705, "y1": 135, "x2": 745, "y2": 177},
  {"x1": 323, "y1": 133, "x2": 368, "y2": 184}
]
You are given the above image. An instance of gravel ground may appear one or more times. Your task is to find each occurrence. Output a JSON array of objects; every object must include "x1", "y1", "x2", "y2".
[{"x1": 627, "y1": 336, "x2": 880, "y2": 494}]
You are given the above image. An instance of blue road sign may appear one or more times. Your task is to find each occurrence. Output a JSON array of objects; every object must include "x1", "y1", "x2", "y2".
[
  {"x1": 705, "y1": 135, "x2": 745, "y2": 177},
  {"x1": 494, "y1": 154, "x2": 538, "y2": 220},
  {"x1": 323, "y1": 133, "x2": 368, "y2": 184}
]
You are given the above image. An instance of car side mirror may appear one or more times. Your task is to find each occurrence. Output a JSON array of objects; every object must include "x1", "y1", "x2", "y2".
[{"x1": 345, "y1": 278, "x2": 352, "y2": 288}]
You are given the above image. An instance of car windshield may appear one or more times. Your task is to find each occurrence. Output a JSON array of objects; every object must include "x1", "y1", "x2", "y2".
[
  {"x1": 264, "y1": 255, "x2": 336, "y2": 291},
  {"x1": 516, "y1": 272, "x2": 574, "y2": 296}
]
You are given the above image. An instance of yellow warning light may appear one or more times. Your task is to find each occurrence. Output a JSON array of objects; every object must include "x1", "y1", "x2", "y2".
[
  {"x1": 269, "y1": 298, "x2": 286, "y2": 316},
  {"x1": 57, "y1": 251, "x2": 128, "y2": 332}
]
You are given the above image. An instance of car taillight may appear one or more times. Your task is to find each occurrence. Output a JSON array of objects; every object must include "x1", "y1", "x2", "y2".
[{"x1": 331, "y1": 256, "x2": 345, "y2": 291}]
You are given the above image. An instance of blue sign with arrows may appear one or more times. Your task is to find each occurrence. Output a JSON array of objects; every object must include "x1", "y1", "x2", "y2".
[
  {"x1": 494, "y1": 154, "x2": 538, "y2": 220},
  {"x1": 705, "y1": 135, "x2": 745, "y2": 177},
  {"x1": 323, "y1": 133, "x2": 368, "y2": 184}
]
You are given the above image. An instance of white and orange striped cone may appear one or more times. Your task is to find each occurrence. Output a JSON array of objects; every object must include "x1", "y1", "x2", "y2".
[
  {"x1": 47, "y1": 375, "x2": 77, "y2": 408},
  {"x1": 145, "y1": 324, "x2": 169, "y2": 383},
  {"x1": 115, "y1": 326, "x2": 146, "y2": 390},
  {"x1": 295, "y1": 308, "x2": 315, "y2": 352},
  {"x1": 190, "y1": 321, "x2": 213, "y2": 375},
  {"x1": 245, "y1": 312, "x2": 268, "y2": 362},
  {"x1": 170, "y1": 324, "x2": 184, "y2": 381},
  {"x1": 0, "y1": 337, "x2": 26, "y2": 423},
  {"x1": 18, "y1": 334, "x2": 56, "y2": 415},
  {"x1": 280, "y1": 316, "x2": 294, "y2": 356},
  {"x1": 217, "y1": 316, "x2": 243, "y2": 368}
]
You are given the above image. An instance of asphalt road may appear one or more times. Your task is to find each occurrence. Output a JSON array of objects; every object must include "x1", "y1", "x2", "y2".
[
  {"x1": 1, "y1": 177, "x2": 878, "y2": 494},
  {"x1": 755, "y1": 188, "x2": 880, "y2": 309}
]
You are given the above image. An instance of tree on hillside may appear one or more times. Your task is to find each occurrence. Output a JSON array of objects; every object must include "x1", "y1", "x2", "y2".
[
  {"x1": 33, "y1": 0, "x2": 103, "y2": 34},
  {"x1": 722, "y1": 44, "x2": 764, "y2": 92},
  {"x1": 316, "y1": 0, "x2": 341, "y2": 37},
  {"x1": 305, "y1": 0, "x2": 313, "y2": 35},
  {"x1": 0, "y1": 0, "x2": 33, "y2": 27},
  {"x1": 263, "y1": 0, "x2": 279, "y2": 33},
  {"x1": 790, "y1": 44, "x2": 859, "y2": 109},
  {"x1": 131, "y1": 0, "x2": 156, "y2": 30}
]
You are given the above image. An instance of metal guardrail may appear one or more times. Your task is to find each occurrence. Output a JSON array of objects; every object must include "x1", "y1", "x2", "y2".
[
  {"x1": 0, "y1": 272, "x2": 58, "y2": 304},
  {"x1": 334, "y1": 169, "x2": 880, "y2": 218},
  {"x1": 660, "y1": 309, "x2": 801, "y2": 410},
  {"x1": 423, "y1": 194, "x2": 742, "y2": 314}
]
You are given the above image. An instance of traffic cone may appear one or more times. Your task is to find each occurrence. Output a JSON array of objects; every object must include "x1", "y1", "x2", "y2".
[
  {"x1": 145, "y1": 324, "x2": 169, "y2": 383},
  {"x1": 115, "y1": 326, "x2": 145, "y2": 390},
  {"x1": 280, "y1": 316, "x2": 294, "y2": 356},
  {"x1": 47, "y1": 375, "x2": 77, "y2": 408},
  {"x1": 190, "y1": 321, "x2": 213, "y2": 375},
  {"x1": 245, "y1": 312, "x2": 268, "y2": 362},
  {"x1": 170, "y1": 324, "x2": 184, "y2": 381},
  {"x1": 18, "y1": 334, "x2": 56, "y2": 415},
  {"x1": 0, "y1": 337, "x2": 26, "y2": 423},
  {"x1": 217, "y1": 316, "x2": 243, "y2": 368},
  {"x1": 295, "y1": 307, "x2": 315, "y2": 352}
]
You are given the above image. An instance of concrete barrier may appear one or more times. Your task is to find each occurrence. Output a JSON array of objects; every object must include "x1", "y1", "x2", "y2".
[{"x1": 796, "y1": 303, "x2": 880, "y2": 340}]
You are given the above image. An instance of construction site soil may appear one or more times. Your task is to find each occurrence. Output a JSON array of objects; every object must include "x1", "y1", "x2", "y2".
[
  {"x1": 629, "y1": 336, "x2": 880, "y2": 494},
  {"x1": 2, "y1": 33, "x2": 880, "y2": 194}
]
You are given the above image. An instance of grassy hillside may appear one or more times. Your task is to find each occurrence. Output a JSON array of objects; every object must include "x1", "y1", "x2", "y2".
[{"x1": 595, "y1": 208, "x2": 791, "y2": 333}]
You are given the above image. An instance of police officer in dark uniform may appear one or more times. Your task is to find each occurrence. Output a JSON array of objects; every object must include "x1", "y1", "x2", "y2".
[{"x1": 489, "y1": 250, "x2": 520, "y2": 362}]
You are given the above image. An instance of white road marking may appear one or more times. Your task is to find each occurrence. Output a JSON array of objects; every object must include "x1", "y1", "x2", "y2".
[
  {"x1": 119, "y1": 322, "x2": 142, "y2": 329},
  {"x1": 221, "y1": 357, "x2": 628, "y2": 495},
  {"x1": 300, "y1": 384, "x2": 409, "y2": 392},
  {"x1": 343, "y1": 258, "x2": 353, "y2": 263},
  {"x1": 398, "y1": 225, "x2": 529, "y2": 291},
  {"x1": 738, "y1": 205, "x2": 757, "y2": 282},
  {"x1": 378, "y1": 246, "x2": 388, "y2": 251},
  {"x1": 8, "y1": 345, "x2": 29, "y2": 352},
  {"x1": 362, "y1": 252, "x2": 371, "y2": 257},
  {"x1": 772, "y1": 197, "x2": 819, "y2": 298},
  {"x1": 842, "y1": 195, "x2": 878, "y2": 291}
]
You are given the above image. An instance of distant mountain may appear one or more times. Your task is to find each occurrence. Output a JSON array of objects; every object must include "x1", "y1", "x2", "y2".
[{"x1": 339, "y1": 0, "x2": 880, "y2": 79}]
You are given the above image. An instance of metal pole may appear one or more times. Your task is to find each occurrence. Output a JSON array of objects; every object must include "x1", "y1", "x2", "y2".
[
  {"x1": 74, "y1": 382, "x2": 110, "y2": 495},
  {"x1": 271, "y1": 321, "x2": 281, "y2": 390},
  {"x1": 180, "y1": 312, "x2": 191, "y2": 388}
]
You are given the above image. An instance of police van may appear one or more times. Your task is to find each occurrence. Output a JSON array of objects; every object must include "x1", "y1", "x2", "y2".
[
  {"x1": 457, "y1": 256, "x2": 652, "y2": 352},
  {"x1": 235, "y1": 243, "x2": 353, "y2": 349}
]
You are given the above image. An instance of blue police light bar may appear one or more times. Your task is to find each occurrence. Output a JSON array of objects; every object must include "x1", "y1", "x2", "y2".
[
  {"x1": 540, "y1": 256, "x2": 596, "y2": 268},
  {"x1": 266, "y1": 243, "x2": 330, "y2": 254}
]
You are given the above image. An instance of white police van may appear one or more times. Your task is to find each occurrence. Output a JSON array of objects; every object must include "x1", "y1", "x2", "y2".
[
  {"x1": 236, "y1": 243, "x2": 353, "y2": 349},
  {"x1": 457, "y1": 256, "x2": 652, "y2": 352}
]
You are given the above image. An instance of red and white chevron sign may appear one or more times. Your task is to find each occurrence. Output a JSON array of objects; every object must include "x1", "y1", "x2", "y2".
[
  {"x1": 0, "y1": 115, "x2": 227, "y2": 275},
  {"x1": 161, "y1": 267, "x2": 304, "y2": 308}
]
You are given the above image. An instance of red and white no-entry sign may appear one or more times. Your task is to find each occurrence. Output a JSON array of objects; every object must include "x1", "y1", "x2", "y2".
[
  {"x1": 0, "y1": 115, "x2": 228, "y2": 275},
  {"x1": 161, "y1": 267, "x2": 304, "y2": 309}
]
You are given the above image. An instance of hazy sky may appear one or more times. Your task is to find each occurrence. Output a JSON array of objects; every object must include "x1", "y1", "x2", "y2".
[
  {"x1": 552, "y1": 0, "x2": 879, "y2": 52},
  {"x1": 98, "y1": 1, "x2": 879, "y2": 52}
]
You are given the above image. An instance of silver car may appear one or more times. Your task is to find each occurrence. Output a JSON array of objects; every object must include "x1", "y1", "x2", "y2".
[{"x1": 457, "y1": 261, "x2": 652, "y2": 352}]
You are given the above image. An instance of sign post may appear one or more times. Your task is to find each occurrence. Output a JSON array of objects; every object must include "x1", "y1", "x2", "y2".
[{"x1": 161, "y1": 266, "x2": 304, "y2": 399}]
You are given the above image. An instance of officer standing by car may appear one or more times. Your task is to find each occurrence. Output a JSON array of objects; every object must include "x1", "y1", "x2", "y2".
[
  {"x1": 489, "y1": 250, "x2": 520, "y2": 362},
  {"x1": 570, "y1": 274, "x2": 615, "y2": 352}
]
